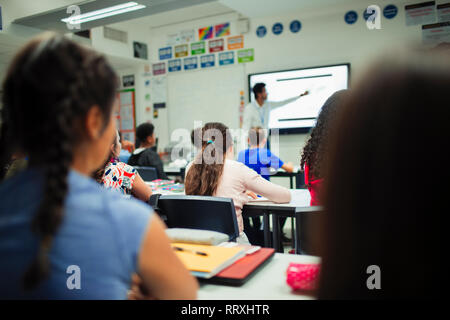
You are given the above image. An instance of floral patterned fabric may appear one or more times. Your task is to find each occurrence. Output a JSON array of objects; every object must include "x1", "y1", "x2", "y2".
[{"x1": 102, "y1": 161, "x2": 137, "y2": 196}]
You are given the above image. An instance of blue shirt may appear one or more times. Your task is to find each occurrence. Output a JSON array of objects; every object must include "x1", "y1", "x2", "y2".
[
  {"x1": 119, "y1": 149, "x2": 131, "y2": 164},
  {"x1": 0, "y1": 168, "x2": 152, "y2": 299},
  {"x1": 237, "y1": 148, "x2": 284, "y2": 180}
]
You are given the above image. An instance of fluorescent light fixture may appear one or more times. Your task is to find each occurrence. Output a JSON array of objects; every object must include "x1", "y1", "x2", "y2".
[{"x1": 62, "y1": 2, "x2": 146, "y2": 25}]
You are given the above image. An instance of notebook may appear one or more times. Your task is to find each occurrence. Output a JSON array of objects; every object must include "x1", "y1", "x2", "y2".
[
  {"x1": 206, "y1": 248, "x2": 275, "y2": 286},
  {"x1": 171, "y1": 243, "x2": 246, "y2": 279}
]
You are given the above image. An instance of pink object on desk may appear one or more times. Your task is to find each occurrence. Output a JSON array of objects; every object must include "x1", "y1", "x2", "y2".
[{"x1": 286, "y1": 263, "x2": 320, "y2": 291}]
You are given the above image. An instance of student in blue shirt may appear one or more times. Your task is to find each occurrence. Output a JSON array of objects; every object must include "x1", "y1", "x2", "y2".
[
  {"x1": 237, "y1": 127, "x2": 294, "y2": 245},
  {"x1": 238, "y1": 127, "x2": 294, "y2": 181},
  {"x1": 0, "y1": 33, "x2": 197, "y2": 299}
]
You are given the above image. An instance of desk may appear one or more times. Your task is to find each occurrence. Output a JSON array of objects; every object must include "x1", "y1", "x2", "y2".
[
  {"x1": 243, "y1": 190, "x2": 321, "y2": 253},
  {"x1": 198, "y1": 253, "x2": 320, "y2": 300},
  {"x1": 163, "y1": 166, "x2": 186, "y2": 181}
]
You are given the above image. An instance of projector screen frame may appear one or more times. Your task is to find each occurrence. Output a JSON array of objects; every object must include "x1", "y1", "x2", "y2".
[{"x1": 247, "y1": 63, "x2": 351, "y2": 135}]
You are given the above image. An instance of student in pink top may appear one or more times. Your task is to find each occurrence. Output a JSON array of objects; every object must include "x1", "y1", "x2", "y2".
[{"x1": 185, "y1": 122, "x2": 291, "y2": 244}]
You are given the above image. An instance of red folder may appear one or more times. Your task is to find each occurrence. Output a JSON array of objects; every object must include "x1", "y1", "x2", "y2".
[{"x1": 205, "y1": 248, "x2": 275, "y2": 286}]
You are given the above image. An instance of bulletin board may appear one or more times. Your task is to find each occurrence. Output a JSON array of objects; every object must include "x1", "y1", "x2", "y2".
[
  {"x1": 167, "y1": 65, "x2": 245, "y2": 134},
  {"x1": 117, "y1": 89, "x2": 136, "y2": 143}
]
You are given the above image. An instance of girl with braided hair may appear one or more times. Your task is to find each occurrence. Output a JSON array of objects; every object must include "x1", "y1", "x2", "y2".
[
  {"x1": 300, "y1": 90, "x2": 347, "y2": 206},
  {"x1": 0, "y1": 33, "x2": 197, "y2": 299}
]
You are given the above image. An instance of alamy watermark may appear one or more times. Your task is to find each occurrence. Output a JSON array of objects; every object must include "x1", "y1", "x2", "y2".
[
  {"x1": 66, "y1": 265, "x2": 81, "y2": 290},
  {"x1": 366, "y1": 265, "x2": 381, "y2": 290}
]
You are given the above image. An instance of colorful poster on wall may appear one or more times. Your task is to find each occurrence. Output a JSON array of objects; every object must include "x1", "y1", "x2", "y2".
[
  {"x1": 191, "y1": 41, "x2": 206, "y2": 55},
  {"x1": 167, "y1": 32, "x2": 180, "y2": 46},
  {"x1": 209, "y1": 38, "x2": 224, "y2": 53},
  {"x1": 198, "y1": 26, "x2": 214, "y2": 40},
  {"x1": 237, "y1": 49, "x2": 254, "y2": 63},
  {"x1": 184, "y1": 57, "x2": 198, "y2": 70},
  {"x1": 181, "y1": 29, "x2": 195, "y2": 43},
  {"x1": 422, "y1": 21, "x2": 450, "y2": 45},
  {"x1": 227, "y1": 35, "x2": 244, "y2": 50},
  {"x1": 152, "y1": 62, "x2": 166, "y2": 75},
  {"x1": 215, "y1": 22, "x2": 230, "y2": 37},
  {"x1": 118, "y1": 89, "x2": 136, "y2": 143},
  {"x1": 168, "y1": 59, "x2": 182, "y2": 72},
  {"x1": 175, "y1": 44, "x2": 189, "y2": 58},
  {"x1": 437, "y1": 3, "x2": 450, "y2": 22},
  {"x1": 405, "y1": 1, "x2": 436, "y2": 26},
  {"x1": 159, "y1": 47, "x2": 172, "y2": 60},
  {"x1": 219, "y1": 51, "x2": 234, "y2": 66},
  {"x1": 200, "y1": 54, "x2": 215, "y2": 68}
]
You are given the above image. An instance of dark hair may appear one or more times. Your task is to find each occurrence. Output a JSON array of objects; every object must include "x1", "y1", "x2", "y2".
[
  {"x1": 136, "y1": 122, "x2": 154, "y2": 145},
  {"x1": 300, "y1": 90, "x2": 346, "y2": 180},
  {"x1": 248, "y1": 126, "x2": 265, "y2": 146},
  {"x1": 0, "y1": 33, "x2": 118, "y2": 290},
  {"x1": 93, "y1": 130, "x2": 119, "y2": 183},
  {"x1": 252, "y1": 83, "x2": 265, "y2": 99},
  {"x1": 185, "y1": 122, "x2": 232, "y2": 196},
  {"x1": 317, "y1": 51, "x2": 447, "y2": 299},
  {"x1": 191, "y1": 127, "x2": 202, "y2": 148}
]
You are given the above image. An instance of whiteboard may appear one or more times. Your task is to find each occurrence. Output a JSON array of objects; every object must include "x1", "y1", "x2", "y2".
[{"x1": 167, "y1": 65, "x2": 245, "y2": 135}]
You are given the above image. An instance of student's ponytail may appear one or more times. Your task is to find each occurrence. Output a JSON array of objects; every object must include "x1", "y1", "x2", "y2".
[
  {"x1": 185, "y1": 122, "x2": 232, "y2": 196},
  {"x1": 0, "y1": 33, "x2": 118, "y2": 290}
]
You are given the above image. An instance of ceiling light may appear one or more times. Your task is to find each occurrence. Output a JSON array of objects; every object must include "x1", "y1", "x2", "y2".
[{"x1": 61, "y1": 2, "x2": 146, "y2": 25}]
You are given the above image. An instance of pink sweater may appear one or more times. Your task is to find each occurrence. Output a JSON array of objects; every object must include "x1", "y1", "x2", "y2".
[{"x1": 187, "y1": 159, "x2": 291, "y2": 233}]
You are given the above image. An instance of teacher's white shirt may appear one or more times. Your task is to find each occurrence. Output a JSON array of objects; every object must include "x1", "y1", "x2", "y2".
[{"x1": 242, "y1": 96, "x2": 299, "y2": 131}]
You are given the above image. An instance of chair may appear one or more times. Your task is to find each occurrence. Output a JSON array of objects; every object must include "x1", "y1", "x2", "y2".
[
  {"x1": 148, "y1": 194, "x2": 240, "y2": 241},
  {"x1": 295, "y1": 170, "x2": 307, "y2": 189},
  {"x1": 294, "y1": 206, "x2": 323, "y2": 255},
  {"x1": 134, "y1": 166, "x2": 158, "y2": 181}
]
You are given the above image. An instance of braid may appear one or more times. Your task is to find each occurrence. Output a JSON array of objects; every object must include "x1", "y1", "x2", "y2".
[
  {"x1": 1, "y1": 32, "x2": 118, "y2": 291},
  {"x1": 23, "y1": 98, "x2": 74, "y2": 290}
]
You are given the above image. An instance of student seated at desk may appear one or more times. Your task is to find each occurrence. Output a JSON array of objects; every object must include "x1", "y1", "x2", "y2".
[
  {"x1": 0, "y1": 33, "x2": 197, "y2": 299},
  {"x1": 128, "y1": 123, "x2": 168, "y2": 180},
  {"x1": 185, "y1": 122, "x2": 291, "y2": 245},
  {"x1": 300, "y1": 90, "x2": 347, "y2": 206},
  {"x1": 238, "y1": 126, "x2": 294, "y2": 181},
  {"x1": 317, "y1": 50, "x2": 446, "y2": 299},
  {"x1": 93, "y1": 130, "x2": 152, "y2": 202}
]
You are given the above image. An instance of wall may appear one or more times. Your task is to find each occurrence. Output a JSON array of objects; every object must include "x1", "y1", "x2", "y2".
[{"x1": 141, "y1": 0, "x2": 425, "y2": 163}]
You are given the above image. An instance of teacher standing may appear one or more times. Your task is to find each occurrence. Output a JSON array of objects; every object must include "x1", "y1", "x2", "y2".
[{"x1": 243, "y1": 82, "x2": 308, "y2": 131}]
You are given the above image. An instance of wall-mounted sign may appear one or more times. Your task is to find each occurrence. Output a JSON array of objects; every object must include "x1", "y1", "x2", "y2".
[
  {"x1": 198, "y1": 26, "x2": 214, "y2": 40},
  {"x1": 133, "y1": 41, "x2": 148, "y2": 60},
  {"x1": 219, "y1": 51, "x2": 234, "y2": 65},
  {"x1": 175, "y1": 44, "x2": 188, "y2": 58},
  {"x1": 191, "y1": 41, "x2": 206, "y2": 55},
  {"x1": 405, "y1": 1, "x2": 436, "y2": 26},
  {"x1": 159, "y1": 47, "x2": 172, "y2": 60},
  {"x1": 383, "y1": 4, "x2": 398, "y2": 19},
  {"x1": 345, "y1": 11, "x2": 358, "y2": 24},
  {"x1": 184, "y1": 57, "x2": 198, "y2": 70},
  {"x1": 437, "y1": 3, "x2": 450, "y2": 22},
  {"x1": 290, "y1": 20, "x2": 302, "y2": 33},
  {"x1": 168, "y1": 59, "x2": 182, "y2": 72},
  {"x1": 237, "y1": 49, "x2": 254, "y2": 63},
  {"x1": 209, "y1": 38, "x2": 224, "y2": 53},
  {"x1": 122, "y1": 75, "x2": 135, "y2": 87},
  {"x1": 256, "y1": 25, "x2": 267, "y2": 38},
  {"x1": 200, "y1": 54, "x2": 215, "y2": 68},
  {"x1": 152, "y1": 62, "x2": 166, "y2": 76},
  {"x1": 272, "y1": 22, "x2": 283, "y2": 35},
  {"x1": 215, "y1": 22, "x2": 230, "y2": 37},
  {"x1": 422, "y1": 21, "x2": 450, "y2": 45},
  {"x1": 227, "y1": 35, "x2": 244, "y2": 50}
]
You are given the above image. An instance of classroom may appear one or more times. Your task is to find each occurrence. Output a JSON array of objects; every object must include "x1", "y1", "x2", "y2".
[{"x1": 0, "y1": 0, "x2": 445, "y2": 303}]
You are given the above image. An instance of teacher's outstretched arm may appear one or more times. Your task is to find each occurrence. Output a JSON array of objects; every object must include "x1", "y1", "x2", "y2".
[{"x1": 270, "y1": 90, "x2": 309, "y2": 109}]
